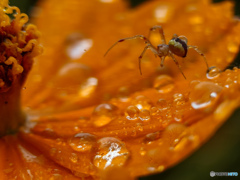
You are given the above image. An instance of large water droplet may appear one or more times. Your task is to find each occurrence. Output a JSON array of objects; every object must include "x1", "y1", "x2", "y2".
[
  {"x1": 91, "y1": 103, "x2": 118, "y2": 127},
  {"x1": 94, "y1": 137, "x2": 129, "y2": 169},
  {"x1": 65, "y1": 33, "x2": 93, "y2": 60},
  {"x1": 78, "y1": 77, "x2": 98, "y2": 98},
  {"x1": 206, "y1": 66, "x2": 221, "y2": 79},
  {"x1": 125, "y1": 105, "x2": 139, "y2": 120},
  {"x1": 68, "y1": 133, "x2": 96, "y2": 152},
  {"x1": 153, "y1": 75, "x2": 174, "y2": 93},
  {"x1": 55, "y1": 63, "x2": 92, "y2": 87},
  {"x1": 189, "y1": 81, "x2": 223, "y2": 109}
]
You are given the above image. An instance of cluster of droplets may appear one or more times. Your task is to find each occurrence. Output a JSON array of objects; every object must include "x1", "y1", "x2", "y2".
[{"x1": 125, "y1": 95, "x2": 152, "y2": 121}]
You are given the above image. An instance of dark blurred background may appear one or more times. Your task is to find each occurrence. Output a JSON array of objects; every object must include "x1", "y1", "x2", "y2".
[{"x1": 8, "y1": 0, "x2": 240, "y2": 179}]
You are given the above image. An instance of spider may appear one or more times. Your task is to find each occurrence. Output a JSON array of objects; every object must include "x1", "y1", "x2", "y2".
[{"x1": 104, "y1": 25, "x2": 209, "y2": 79}]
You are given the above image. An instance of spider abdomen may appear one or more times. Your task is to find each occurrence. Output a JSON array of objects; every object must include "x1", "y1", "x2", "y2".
[{"x1": 168, "y1": 38, "x2": 188, "y2": 57}]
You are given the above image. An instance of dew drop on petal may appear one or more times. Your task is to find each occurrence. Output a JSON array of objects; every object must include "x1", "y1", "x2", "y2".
[
  {"x1": 78, "y1": 77, "x2": 98, "y2": 98},
  {"x1": 139, "y1": 109, "x2": 151, "y2": 121},
  {"x1": 156, "y1": 98, "x2": 169, "y2": 110},
  {"x1": 131, "y1": 95, "x2": 152, "y2": 110},
  {"x1": 50, "y1": 174, "x2": 63, "y2": 180},
  {"x1": 68, "y1": 133, "x2": 96, "y2": 152},
  {"x1": 144, "y1": 131, "x2": 160, "y2": 143},
  {"x1": 173, "y1": 93, "x2": 185, "y2": 106},
  {"x1": 150, "y1": 106, "x2": 160, "y2": 116},
  {"x1": 162, "y1": 123, "x2": 186, "y2": 146},
  {"x1": 94, "y1": 137, "x2": 129, "y2": 169},
  {"x1": 117, "y1": 86, "x2": 130, "y2": 102},
  {"x1": 153, "y1": 75, "x2": 174, "y2": 93},
  {"x1": 65, "y1": 33, "x2": 93, "y2": 60},
  {"x1": 206, "y1": 66, "x2": 221, "y2": 79},
  {"x1": 189, "y1": 81, "x2": 223, "y2": 110},
  {"x1": 91, "y1": 103, "x2": 118, "y2": 127},
  {"x1": 125, "y1": 105, "x2": 139, "y2": 120},
  {"x1": 55, "y1": 63, "x2": 92, "y2": 87},
  {"x1": 69, "y1": 153, "x2": 78, "y2": 163},
  {"x1": 154, "y1": 5, "x2": 171, "y2": 23}
]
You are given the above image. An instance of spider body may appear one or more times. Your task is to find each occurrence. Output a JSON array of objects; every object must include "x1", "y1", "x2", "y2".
[
  {"x1": 168, "y1": 37, "x2": 188, "y2": 58},
  {"x1": 104, "y1": 25, "x2": 209, "y2": 79}
]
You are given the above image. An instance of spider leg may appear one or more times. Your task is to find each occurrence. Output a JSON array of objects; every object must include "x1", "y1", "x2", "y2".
[
  {"x1": 104, "y1": 35, "x2": 151, "y2": 57},
  {"x1": 138, "y1": 44, "x2": 158, "y2": 75},
  {"x1": 188, "y1": 45, "x2": 209, "y2": 70},
  {"x1": 160, "y1": 56, "x2": 165, "y2": 67},
  {"x1": 148, "y1": 25, "x2": 166, "y2": 44},
  {"x1": 169, "y1": 52, "x2": 186, "y2": 79}
]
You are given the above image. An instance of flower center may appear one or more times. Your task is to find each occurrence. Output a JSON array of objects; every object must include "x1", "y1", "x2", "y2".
[{"x1": 0, "y1": 1, "x2": 42, "y2": 136}]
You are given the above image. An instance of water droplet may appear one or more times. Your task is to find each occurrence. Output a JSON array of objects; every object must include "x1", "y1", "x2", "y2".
[
  {"x1": 69, "y1": 153, "x2": 78, "y2": 163},
  {"x1": 154, "y1": 5, "x2": 171, "y2": 23},
  {"x1": 68, "y1": 133, "x2": 96, "y2": 152},
  {"x1": 131, "y1": 95, "x2": 152, "y2": 110},
  {"x1": 162, "y1": 124, "x2": 186, "y2": 146},
  {"x1": 117, "y1": 86, "x2": 130, "y2": 102},
  {"x1": 55, "y1": 63, "x2": 92, "y2": 87},
  {"x1": 91, "y1": 103, "x2": 118, "y2": 127},
  {"x1": 65, "y1": 33, "x2": 93, "y2": 60},
  {"x1": 173, "y1": 111, "x2": 183, "y2": 122},
  {"x1": 206, "y1": 66, "x2": 221, "y2": 79},
  {"x1": 189, "y1": 81, "x2": 223, "y2": 110},
  {"x1": 94, "y1": 137, "x2": 129, "y2": 169},
  {"x1": 227, "y1": 42, "x2": 239, "y2": 53},
  {"x1": 140, "y1": 147, "x2": 146, "y2": 156},
  {"x1": 173, "y1": 93, "x2": 185, "y2": 106},
  {"x1": 150, "y1": 106, "x2": 160, "y2": 116},
  {"x1": 50, "y1": 173, "x2": 63, "y2": 180},
  {"x1": 139, "y1": 109, "x2": 151, "y2": 121},
  {"x1": 156, "y1": 98, "x2": 169, "y2": 110},
  {"x1": 144, "y1": 131, "x2": 160, "y2": 143},
  {"x1": 125, "y1": 105, "x2": 139, "y2": 120},
  {"x1": 136, "y1": 123, "x2": 144, "y2": 131},
  {"x1": 153, "y1": 75, "x2": 174, "y2": 93},
  {"x1": 78, "y1": 77, "x2": 98, "y2": 98}
]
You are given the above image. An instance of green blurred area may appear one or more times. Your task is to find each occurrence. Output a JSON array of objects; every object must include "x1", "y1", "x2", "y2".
[{"x1": 8, "y1": 0, "x2": 240, "y2": 180}]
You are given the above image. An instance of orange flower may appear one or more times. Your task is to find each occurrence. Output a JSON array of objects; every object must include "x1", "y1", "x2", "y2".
[{"x1": 1, "y1": 0, "x2": 240, "y2": 179}]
